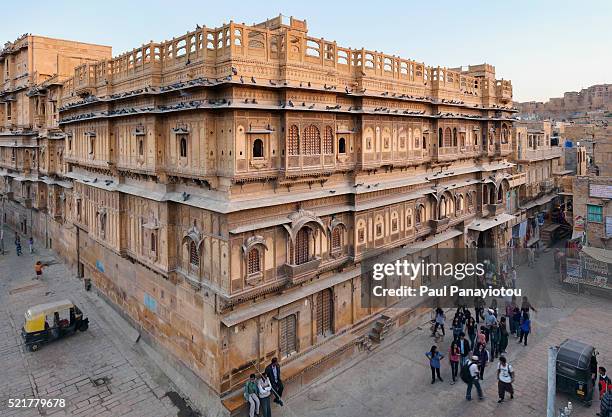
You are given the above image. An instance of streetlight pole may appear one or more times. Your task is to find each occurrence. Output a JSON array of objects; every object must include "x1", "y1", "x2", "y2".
[{"x1": 547, "y1": 346, "x2": 558, "y2": 417}]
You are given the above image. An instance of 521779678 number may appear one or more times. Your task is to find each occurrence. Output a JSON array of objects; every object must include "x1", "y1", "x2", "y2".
[{"x1": 8, "y1": 398, "x2": 65, "y2": 408}]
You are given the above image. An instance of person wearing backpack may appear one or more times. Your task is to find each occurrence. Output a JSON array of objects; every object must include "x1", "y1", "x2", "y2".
[
  {"x1": 497, "y1": 356, "x2": 514, "y2": 403},
  {"x1": 463, "y1": 355, "x2": 484, "y2": 401}
]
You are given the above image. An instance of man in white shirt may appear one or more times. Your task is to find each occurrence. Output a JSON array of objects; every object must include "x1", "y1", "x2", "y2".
[
  {"x1": 466, "y1": 355, "x2": 484, "y2": 401},
  {"x1": 497, "y1": 356, "x2": 514, "y2": 403}
]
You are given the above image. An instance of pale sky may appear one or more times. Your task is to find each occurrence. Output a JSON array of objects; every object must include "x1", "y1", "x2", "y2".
[{"x1": 2, "y1": 0, "x2": 610, "y2": 102}]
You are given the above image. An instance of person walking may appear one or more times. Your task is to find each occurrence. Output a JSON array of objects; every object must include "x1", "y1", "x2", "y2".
[
  {"x1": 465, "y1": 355, "x2": 484, "y2": 401},
  {"x1": 489, "y1": 321, "x2": 500, "y2": 361},
  {"x1": 15, "y1": 233, "x2": 22, "y2": 256},
  {"x1": 449, "y1": 340, "x2": 460, "y2": 385},
  {"x1": 451, "y1": 317, "x2": 463, "y2": 341},
  {"x1": 477, "y1": 326, "x2": 487, "y2": 348},
  {"x1": 599, "y1": 367, "x2": 611, "y2": 400},
  {"x1": 506, "y1": 296, "x2": 517, "y2": 335},
  {"x1": 34, "y1": 261, "x2": 45, "y2": 279},
  {"x1": 474, "y1": 297, "x2": 483, "y2": 324},
  {"x1": 497, "y1": 356, "x2": 514, "y2": 403},
  {"x1": 520, "y1": 296, "x2": 537, "y2": 315},
  {"x1": 510, "y1": 267, "x2": 517, "y2": 289},
  {"x1": 28, "y1": 236, "x2": 34, "y2": 254},
  {"x1": 432, "y1": 307, "x2": 445, "y2": 337},
  {"x1": 466, "y1": 316, "x2": 477, "y2": 350},
  {"x1": 512, "y1": 306, "x2": 522, "y2": 338},
  {"x1": 528, "y1": 247, "x2": 535, "y2": 267},
  {"x1": 476, "y1": 343, "x2": 489, "y2": 380},
  {"x1": 264, "y1": 358, "x2": 284, "y2": 406},
  {"x1": 458, "y1": 332, "x2": 471, "y2": 367},
  {"x1": 498, "y1": 317, "x2": 509, "y2": 354},
  {"x1": 425, "y1": 345, "x2": 444, "y2": 384},
  {"x1": 257, "y1": 374, "x2": 272, "y2": 417},
  {"x1": 243, "y1": 374, "x2": 260, "y2": 417},
  {"x1": 518, "y1": 312, "x2": 531, "y2": 346}
]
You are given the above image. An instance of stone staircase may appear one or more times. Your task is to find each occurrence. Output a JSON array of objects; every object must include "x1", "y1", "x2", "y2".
[{"x1": 368, "y1": 314, "x2": 394, "y2": 344}]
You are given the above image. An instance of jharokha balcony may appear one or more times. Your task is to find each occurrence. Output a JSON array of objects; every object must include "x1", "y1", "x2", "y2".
[{"x1": 284, "y1": 257, "x2": 322, "y2": 284}]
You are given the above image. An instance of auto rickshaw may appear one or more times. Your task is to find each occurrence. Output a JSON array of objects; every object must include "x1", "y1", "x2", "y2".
[
  {"x1": 21, "y1": 299, "x2": 89, "y2": 351},
  {"x1": 556, "y1": 339, "x2": 597, "y2": 406}
]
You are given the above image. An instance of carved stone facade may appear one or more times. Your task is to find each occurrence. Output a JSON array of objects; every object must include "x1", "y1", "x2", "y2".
[{"x1": 1, "y1": 17, "x2": 520, "y2": 415}]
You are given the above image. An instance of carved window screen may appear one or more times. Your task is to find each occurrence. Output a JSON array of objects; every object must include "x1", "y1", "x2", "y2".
[
  {"x1": 303, "y1": 125, "x2": 320, "y2": 155},
  {"x1": 288, "y1": 125, "x2": 299, "y2": 155},
  {"x1": 189, "y1": 240, "x2": 199, "y2": 266},
  {"x1": 331, "y1": 227, "x2": 342, "y2": 252},
  {"x1": 323, "y1": 126, "x2": 333, "y2": 154},
  {"x1": 279, "y1": 314, "x2": 297, "y2": 357},
  {"x1": 316, "y1": 289, "x2": 333, "y2": 336},
  {"x1": 247, "y1": 248, "x2": 260, "y2": 274},
  {"x1": 294, "y1": 228, "x2": 309, "y2": 265}
]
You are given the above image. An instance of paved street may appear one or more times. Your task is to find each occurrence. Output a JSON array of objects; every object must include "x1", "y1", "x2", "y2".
[
  {"x1": 276, "y1": 249, "x2": 612, "y2": 417},
  {"x1": 2, "y1": 226, "x2": 611, "y2": 417},
  {"x1": 0, "y1": 227, "x2": 186, "y2": 417}
]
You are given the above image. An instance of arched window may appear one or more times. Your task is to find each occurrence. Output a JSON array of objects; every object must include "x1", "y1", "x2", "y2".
[
  {"x1": 439, "y1": 196, "x2": 447, "y2": 218},
  {"x1": 502, "y1": 125, "x2": 509, "y2": 144},
  {"x1": 288, "y1": 125, "x2": 299, "y2": 155},
  {"x1": 253, "y1": 138, "x2": 264, "y2": 158},
  {"x1": 189, "y1": 240, "x2": 199, "y2": 266},
  {"x1": 89, "y1": 137, "x2": 95, "y2": 155},
  {"x1": 294, "y1": 228, "x2": 309, "y2": 265},
  {"x1": 338, "y1": 137, "x2": 346, "y2": 154},
  {"x1": 453, "y1": 128, "x2": 458, "y2": 147},
  {"x1": 138, "y1": 139, "x2": 144, "y2": 156},
  {"x1": 457, "y1": 195, "x2": 464, "y2": 213},
  {"x1": 406, "y1": 208, "x2": 413, "y2": 228},
  {"x1": 303, "y1": 125, "x2": 321, "y2": 155},
  {"x1": 467, "y1": 192, "x2": 474, "y2": 210},
  {"x1": 444, "y1": 127, "x2": 452, "y2": 147},
  {"x1": 497, "y1": 185, "x2": 504, "y2": 203},
  {"x1": 438, "y1": 128, "x2": 443, "y2": 147},
  {"x1": 323, "y1": 126, "x2": 334, "y2": 154},
  {"x1": 316, "y1": 289, "x2": 333, "y2": 336},
  {"x1": 416, "y1": 204, "x2": 425, "y2": 224},
  {"x1": 331, "y1": 227, "x2": 342, "y2": 253},
  {"x1": 179, "y1": 135, "x2": 187, "y2": 158},
  {"x1": 247, "y1": 248, "x2": 261, "y2": 275}
]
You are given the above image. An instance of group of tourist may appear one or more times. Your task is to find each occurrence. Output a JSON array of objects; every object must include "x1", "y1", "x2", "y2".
[
  {"x1": 243, "y1": 358, "x2": 284, "y2": 417},
  {"x1": 427, "y1": 295, "x2": 537, "y2": 403}
]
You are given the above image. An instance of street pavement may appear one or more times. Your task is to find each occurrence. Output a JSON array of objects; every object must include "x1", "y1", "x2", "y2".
[
  {"x1": 276, "y1": 248, "x2": 612, "y2": 417},
  {"x1": 0, "y1": 228, "x2": 184, "y2": 417},
  {"x1": 2, "y1": 225, "x2": 611, "y2": 417}
]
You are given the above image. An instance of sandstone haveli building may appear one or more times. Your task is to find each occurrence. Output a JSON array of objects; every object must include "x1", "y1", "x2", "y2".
[{"x1": 1, "y1": 16, "x2": 524, "y2": 416}]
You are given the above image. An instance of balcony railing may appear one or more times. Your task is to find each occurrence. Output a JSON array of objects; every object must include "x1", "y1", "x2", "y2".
[
  {"x1": 539, "y1": 179, "x2": 555, "y2": 193},
  {"x1": 516, "y1": 147, "x2": 562, "y2": 162},
  {"x1": 284, "y1": 257, "x2": 321, "y2": 284}
]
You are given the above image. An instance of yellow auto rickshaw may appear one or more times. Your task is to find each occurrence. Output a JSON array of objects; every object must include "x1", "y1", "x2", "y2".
[{"x1": 21, "y1": 299, "x2": 89, "y2": 351}]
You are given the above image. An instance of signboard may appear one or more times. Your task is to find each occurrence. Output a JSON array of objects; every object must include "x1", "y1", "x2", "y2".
[
  {"x1": 606, "y1": 216, "x2": 612, "y2": 238},
  {"x1": 590, "y1": 184, "x2": 612, "y2": 199},
  {"x1": 574, "y1": 216, "x2": 585, "y2": 232},
  {"x1": 566, "y1": 258, "x2": 582, "y2": 278}
]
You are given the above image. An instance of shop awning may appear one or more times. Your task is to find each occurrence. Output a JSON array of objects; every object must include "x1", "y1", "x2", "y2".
[
  {"x1": 468, "y1": 213, "x2": 515, "y2": 231},
  {"x1": 520, "y1": 193, "x2": 557, "y2": 210},
  {"x1": 582, "y1": 246, "x2": 612, "y2": 264}
]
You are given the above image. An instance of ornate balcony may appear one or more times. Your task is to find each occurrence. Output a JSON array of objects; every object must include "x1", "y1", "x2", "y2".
[
  {"x1": 284, "y1": 257, "x2": 321, "y2": 284},
  {"x1": 515, "y1": 147, "x2": 562, "y2": 162},
  {"x1": 539, "y1": 179, "x2": 555, "y2": 194},
  {"x1": 485, "y1": 203, "x2": 505, "y2": 217},
  {"x1": 429, "y1": 217, "x2": 450, "y2": 233},
  {"x1": 433, "y1": 146, "x2": 458, "y2": 162}
]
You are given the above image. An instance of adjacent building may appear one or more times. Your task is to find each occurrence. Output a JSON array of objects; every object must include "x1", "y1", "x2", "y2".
[
  {"x1": 1, "y1": 17, "x2": 520, "y2": 415},
  {"x1": 0, "y1": 34, "x2": 111, "y2": 249}
]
